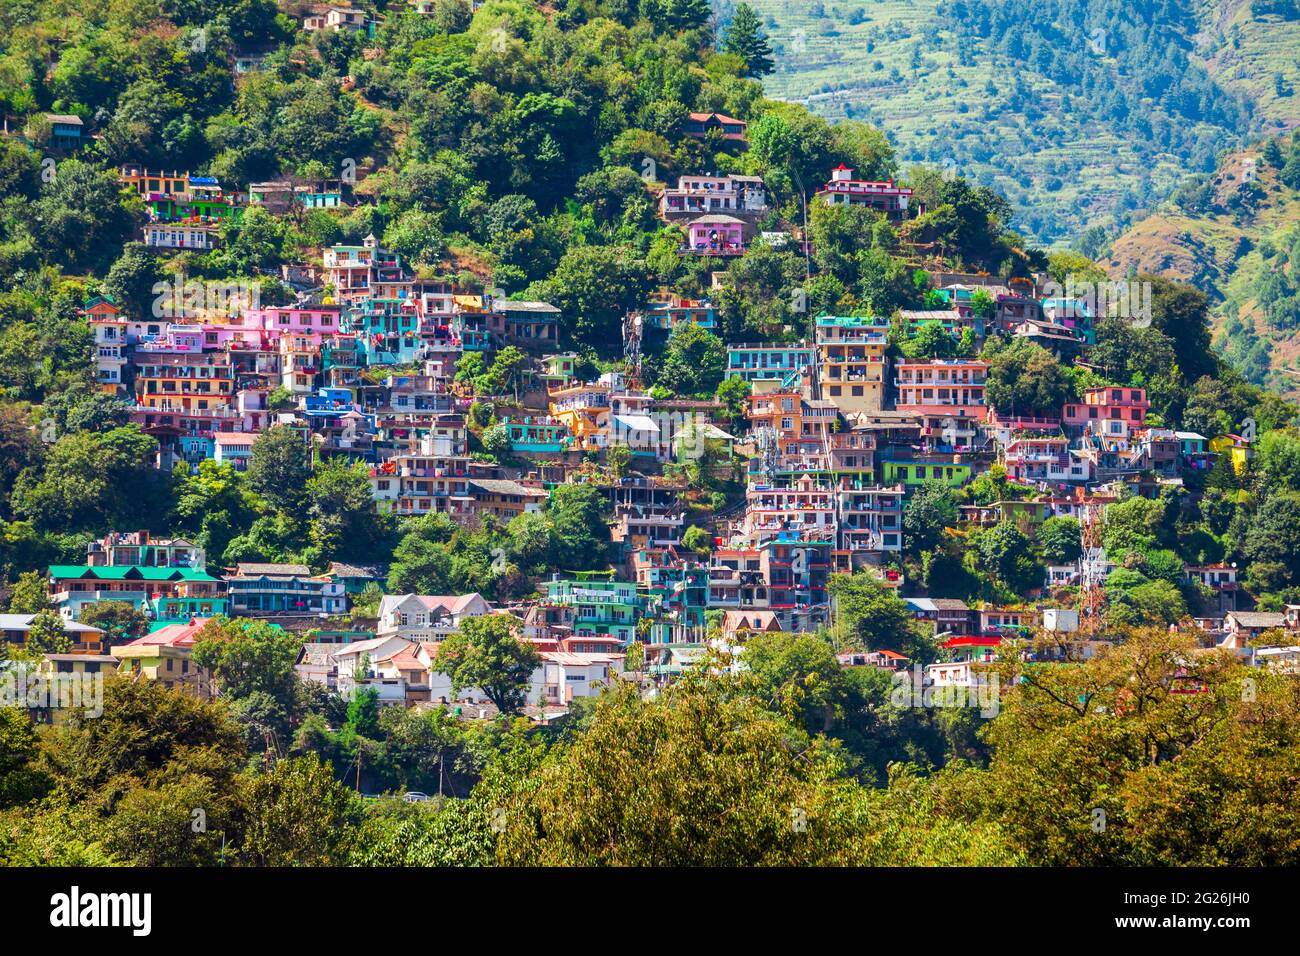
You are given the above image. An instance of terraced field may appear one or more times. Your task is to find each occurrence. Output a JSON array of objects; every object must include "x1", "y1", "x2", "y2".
[{"x1": 744, "y1": 0, "x2": 1300, "y2": 247}]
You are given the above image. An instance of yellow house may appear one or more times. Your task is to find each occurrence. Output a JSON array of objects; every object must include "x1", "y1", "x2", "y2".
[
  {"x1": 1208, "y1": 434, "x2": 1252, "y2": 476},
  {"x1": 34, "y1": 654, "x2": 118, "y2": 724},
  {"x1": 110, "y1": 619, "x2": 212, "y2": 696},
  {"x1": 815, "y1": 315, "x2": 890, "y2": 414},
  {"x1": 548, "y1": 382, "x2": 611, "y2": 451}
]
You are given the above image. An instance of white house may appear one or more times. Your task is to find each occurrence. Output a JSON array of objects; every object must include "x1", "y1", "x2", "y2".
[
  {"x1": 528, "y1": 651, "x2": 623, "y2": 707},
  {"x1": 376, "y1": 593, "x2": 491, "y2": 643}
]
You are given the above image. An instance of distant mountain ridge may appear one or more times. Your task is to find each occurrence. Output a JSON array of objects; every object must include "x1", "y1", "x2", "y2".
[
  {"x1": 742, "y1": 0, "x2": 1300, "y2": 246},
  {"x1": 1104, "y1": 136, "x2": 1300, "y2": 396}
]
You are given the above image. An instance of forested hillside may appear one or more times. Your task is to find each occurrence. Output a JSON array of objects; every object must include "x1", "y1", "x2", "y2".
[
  {"x1": 1105, "y1": 133, "x2": 1300, "y2": 396},
  {"x1": 2, "y1": 0, "x2": 1300, "y2": 872},
  {"x1": 746, "y1": 0, "x2": 1300, "y2": 245}
]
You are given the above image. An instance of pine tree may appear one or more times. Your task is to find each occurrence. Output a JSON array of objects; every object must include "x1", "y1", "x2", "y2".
[
  {"x1": 668, "y1": 0, "x2": 711, "y2": 30},
  {"x1": 722, "y1": 3, "x2": 775, "y2": 77}
]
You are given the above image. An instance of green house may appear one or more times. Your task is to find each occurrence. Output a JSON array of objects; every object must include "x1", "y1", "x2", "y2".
[
  {"x1": 882, "y1": 458, "x2": 974, "y2": 488},
  {"x1": 544, "y1": 573, "x2": 642, "y2": 644}
]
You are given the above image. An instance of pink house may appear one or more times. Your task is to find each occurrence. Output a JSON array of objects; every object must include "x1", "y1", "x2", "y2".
[
  {"x1": 1062, "y1": 386, "x2": 1149, "y2": 435},
  {"x1": 686, "y1": 215, "x2": 747, "y2": 256},
  {"x1": 239, "y1": 306, "x2": 342, "y2": 346},
  {"x1": 894, "y1": 359, "x2": 989, "y2": 422}
]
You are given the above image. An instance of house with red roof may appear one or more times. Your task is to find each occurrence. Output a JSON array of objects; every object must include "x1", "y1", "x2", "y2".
[
  {"x1": 817, "y1": 165, "x2": 915, "y2": 220},
  {"x1": 110, "y1": 618, "x2": 212, "y2": 694},
  {"x1": 683, "y1": 112, "x2": 747, "y2": 142}
]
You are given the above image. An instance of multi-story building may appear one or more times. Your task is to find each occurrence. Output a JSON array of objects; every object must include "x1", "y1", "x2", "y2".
[
  {"x1": 111, "y1": 619, "x2": 212, "y2": 694},
  {"x1": 486, "y1": 300, "x2": 560, "y2": 348},
  {"x1": 143, "y1": 221, "x2": 218, "y2": 251},
  {"x1": 468, "y1": 478, "x2": 549, "y2": 519},
  {"x1": 48, "y1": 565, "x2": 228, "y2": 626},
  {"x1": 1002, "y1": 435, "x2": 1092, "y2": 484},
  {"x1": 134, "y1": 350, "x2": 234, "y2": 415},
  {"x1": 85, "y1": 531, "x2": 205, "y2": 570},
  {"x1": 1, "y1": 614, "x2": 107, "y2": 655},
  {"x1": 747, "y1": 388, "x2": 837, "y2": 460},
  {"x1": 835, "y1": 482, "x2": 905, "y2": 570},
  {"x1": 387, "y1": 451, "x2": 473, "y2": 517},
  {"x1": 548, "y1": 382, "x2": 611, "y2": 451},
  {"x1": 82, "y1": 296, "x2": 131, "y2": 395},
  {"x1": 376, "y1": 593, "x2": 492, "y2": 643},
  {"x1": 816, "y1": 165, "x2": 914, "y2": 219},
  {"x1": 543, "y1": 575, "x2": 642, "y2": 645},
  {"x1": 324, "y1": 235, "x2": 409, "y2": 305},
  {"x1": 684, "y1": 214, "x2": 747, "y2": 256},
  {"x1": 638, "y1": 294, "x2": 718, "y2": 333},
  {"x1": 815, "y1": 315, "x2": 889, "y2": 414},
  {"x1": 1062, "y1": 386, "x2": 1150, "y2": 438},
  {"x1": 894, "y1": 359, "x2": 989, "y2": 446},
  {"x1": 224, "y1": 563, "x2": 347, "y2": 616},
  {"x1": 725, "y1": 343, "x2": 814, "y2": 385},
  {"x1": 743, "y1": 474, "x2": 837, "y2": 544},
  {"x1": 660, "y1": 174, "x2": 767, "y2": 220}
]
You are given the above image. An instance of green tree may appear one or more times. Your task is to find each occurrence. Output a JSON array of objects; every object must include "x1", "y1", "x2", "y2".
[
  {"x1": 192, "y1": 617, "x2": 302, "y2": 706},
  {"x1": 76, "y1": 601, "x2": 149, "y2": 648},
  {"x1": 655, "y1": 323, "x2": 726, "y2": 396},
  {"x1": 902, "y1": 480, "x2": 959, "y2": 554},
  {"x1": 10, "y1": 425, "x2": 162, "y2": 534},
  {"x1": 974, "y1": 522, "x2": 1038, "y2": 592},
  {"x1": 248, "y1": 425, "x2": 312, "y2": 514},
  {"x1": 827, "y1": 571, "x2": 920, "y2": 657},
  {"x1": 1038, "y1": 516, "x2": 1082, "y2": 564},
  {"x1": 7, "y1": 569, "x2": 50, "y2": 614},
  {"x1": 545, "y1": 482, "x2": 610, "y2": 570},
  {"x1": 982, "y1": 338, "x2": 1075, "y2": 417},
  {"x1": 722, "y1": 4, "x2": 775, "y2": 77},
  {"x1": 304, "y1": 459, "x2": 390, "y2": 568},
  {"x1": 436, "y1": 614, "x2": 540, "y2": 715},
  {"x1": 0, "y1": 708, "x2": 53, "y2": 808},
  {"x1": 235, "y1": 755, "x2": 361, "y2": 866},
  {"x1": 17, "y1": 611, "x2": 65, "y2": 654}
]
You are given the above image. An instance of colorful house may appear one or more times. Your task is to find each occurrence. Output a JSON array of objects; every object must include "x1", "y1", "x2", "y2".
[
  {"x1": 816, "y1": 165, "x2": 914, "y2": 219},
  {"x1": 111, "y1": 619, "x2": 212, "y2": 693},
  {"x1": 880, "y1": 456, "x2": 975, "y2": 488},
  {"x1": 224, "y1": 563, "x2": 348, "y2": 616},
  {"x1": 548, "y1": 382, "x2": 611, "y2": 451},
  {"x1": 47, "y1": 565, "x2": 228, "y2": 627},
  {"x1": 1209, "y1": 434, "x2": 1253, "y2": 476},
  {"x1": 47, "y1": 114, "x2": 84, "y2": 150},
  {"x1": 685, "y1": 215, "x2": 747, "y2": 256},
  {"x1": 816, "y1": 315, "x2": 890, "y2": 414},
  {"x1": 1, "y1": 614, "x2": 106, "y2": 655},
  {"x1": 683, "y1": 112, "x2": 747, "y2": 142},
  {"x1": 1063, "y1": 387, "x2": 1149, "y2": 439},
  {"x1": 543, "y1": 574, "x2": 642, "y2": 645},
  {"x1": 726, "y1": 344, "x2": 814, "y2": 384},
  {"x1": 501, "y1": 416, "x2": 570, "y2": 453}
]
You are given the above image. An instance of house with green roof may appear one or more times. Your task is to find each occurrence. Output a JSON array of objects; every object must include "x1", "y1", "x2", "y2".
[{"x1": 47, "y1": 565, "x2": 228, "y2": 629}]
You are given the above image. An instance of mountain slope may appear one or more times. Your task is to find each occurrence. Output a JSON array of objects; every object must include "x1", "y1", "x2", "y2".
[
  {"x1": 1104, "y1": 138, "x2": 1300, "y2": 396},
  {"x1": 742, "y1": 0, "x2": 1300, "y2": 246}
]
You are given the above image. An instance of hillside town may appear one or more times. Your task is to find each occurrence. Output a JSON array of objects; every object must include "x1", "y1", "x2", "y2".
[
  {"x1": 2, "y1": 0, "x2": 1298, "y2": 875},
  {"x1": 3, "y1": 157, "x2": 1287, "y2": 715}
]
